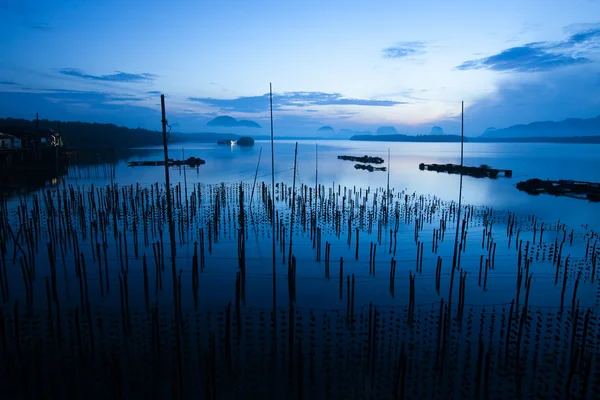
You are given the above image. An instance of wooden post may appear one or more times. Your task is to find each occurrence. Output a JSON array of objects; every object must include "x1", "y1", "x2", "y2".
[
  {"x1": 160, "y1": 94, "x2": 182, "y2": 390},
  {"x1": 249, "y1": 147, "x2": 263, "y2": 209},
  {"x1": 288, "y1": 142, "x2": 298, "y2": 267}
]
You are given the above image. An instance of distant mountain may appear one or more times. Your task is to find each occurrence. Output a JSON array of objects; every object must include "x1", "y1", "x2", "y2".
[
  {"x1": 376, "y1": 126, "x2": 398, "y2": 135},
  {"x1": 470, "y1": 136, "x2": 600, "y2": 144},
  {"x1": 429, "y1": 126, "x2": 445, "y2": 135},
  {"x1": 206, "y1": 116, "x2": 261, "y2": 128},
  {"x1": 481, "y1": 115, "x2": 600, "y2": 138},
  {"x1": 318, "y1": 126, "x2": 335, "y2": 133},
  {"x1": 351, "y1": 134, "x2": 463, "y2": 143},
  {"x1": 483, "y1": 127, "x2": 497, "y2": 135}
]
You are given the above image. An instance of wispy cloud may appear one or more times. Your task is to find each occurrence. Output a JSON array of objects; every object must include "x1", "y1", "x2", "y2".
[
  {"x1": 189, "y1": 91, "x2": 407, "y2": 113},
  {"x1": 457, "y1": 24, "x2": 600, "y2": 72},
  {"x1": 0, "y1": 88, "x2": 149, "y2": 104},
  {"x1": 456, "y1": 46, "x2": 590, "y2": 72},
  {"x1": 0, "y1": 81, "x2": 20, "y2": 85},
  {"x1": 461, "y1": 64, "x2": 600, "y2": 134},
  {"x1": 382, "y1": 42, "x2": 426, "y2": 59},
  {"x1": 563, "y1": 24, "x2": 600, "y2": 46},
  {"x1": 59, "y1": 68, "x2": 157, "y2": 83},
  {"x1": 147, "y1": 90, "x2": 161, "y2": 95},
  {"x1": 30, "y1": 23, "x2": 52, "y2": 31}
]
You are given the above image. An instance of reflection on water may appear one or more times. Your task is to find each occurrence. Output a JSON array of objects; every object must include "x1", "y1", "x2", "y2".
[
  {"x1": 1, "y1": 141, "x2": 599, "y2": 398},
  {"x1": 0, "y1": 161, "x2": 67, "y2": 196},
  {"x1": 48, "y1": 141, "x2": 600, "y2": 230}
]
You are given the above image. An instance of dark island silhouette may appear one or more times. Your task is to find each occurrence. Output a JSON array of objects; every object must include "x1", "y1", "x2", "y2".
[
  {"x1": 375, "y1": 126, "x2": 398, "y2": 135},
  {"x1": 429, "y1": 126, "x2": 445, "y2": 135},
  {"x1": 350, "y1": 116, "x2": 600, "y2": 143},
  {"x1": 206, "y1": 115, "x2": 261, "y2": 128},
  {"x1": 236, "y1": 136, "x2": 255, "y2": 146},
  {"x1": 3, "y1": 116, "x2": 599, "y2": 149},
  {"x1": 318, "y1": 126, "x2": 335, "y2": 133}
]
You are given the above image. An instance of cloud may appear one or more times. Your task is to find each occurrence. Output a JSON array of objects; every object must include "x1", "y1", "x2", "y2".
[
  {"x1": 457, "y1": 24, "x2": 600, "y2": 72},
  {"x1": 30, "y1": 23, "x2": 52, "y2": 31},
  {"x1": 0, "y1": 87, "x2": 148, "y2": 105},
  {"x1": 564, "y1": 24, "x2": 600, "y2": 46},
  {"x1": 189, "y1": 91, "x2": 407, "y2": 113},
  {"x1": 147, "y1": 90, "x2": 161, "y2": 95},
  {"x1": 107, "y1": 97, "x2": 145, "y2": 102},
  {"x1": 382, "y1": 42, "x2": 426, "y2": 59},
  {"x1": 0, "y1": 81, "x2": 19, "y2": 85},
  {"x1": 0, "y1": 90, "x2": 163, "y2": 130},
  {"x1": 456, "y1": 46, "x2": 590, "y2": 72},
  {"x1": 461, "y1": 64, "x2": 600, "y2": 135},
  {"x1": 59, "y1": 68, "x2": 157, "y2": 83}
]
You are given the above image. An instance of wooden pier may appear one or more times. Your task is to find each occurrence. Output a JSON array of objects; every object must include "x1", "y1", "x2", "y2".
[
  {"x1": 419, "y1": 163, "x2": 512, "y2": 178},
  {"x1": 127, "y1": 156, "x2": 206, "y2": 167},
  {"x1": 516, "y1": 178, "x2": 600, "y2": 201}
]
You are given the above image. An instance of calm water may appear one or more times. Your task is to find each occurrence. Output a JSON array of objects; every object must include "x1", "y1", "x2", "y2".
[
  {"x1": 2, "y1": 140, "x2": 598, "y2": 312},
  {"x1": 73, "y1": 140, "x2": 600, "y2": 230}
]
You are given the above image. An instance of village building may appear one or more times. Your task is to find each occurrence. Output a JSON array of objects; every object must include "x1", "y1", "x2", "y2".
[{"x1": 0, "y1": 132, "x2": 22, "y2": 150}]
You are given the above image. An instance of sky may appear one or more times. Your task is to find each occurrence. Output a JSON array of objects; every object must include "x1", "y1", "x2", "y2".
[{"x1": 1, "y1": 0, "x2": 599, "y2": 136}]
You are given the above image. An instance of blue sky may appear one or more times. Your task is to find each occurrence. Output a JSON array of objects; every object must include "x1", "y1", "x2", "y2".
[{"x1": 1, "y1": 0, "x2": 599, "y2": 136}]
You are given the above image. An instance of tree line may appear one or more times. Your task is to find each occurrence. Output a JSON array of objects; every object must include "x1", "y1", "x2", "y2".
[{"x1": 0, "y1": 118, "x2": 166, "y2": 149}]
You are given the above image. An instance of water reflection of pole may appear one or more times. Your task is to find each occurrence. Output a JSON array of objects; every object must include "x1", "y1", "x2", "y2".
[
  {"x1": 386, "y1": 148, "x2": 390, "y2": 226},
  {"x1": 269, "y1": 83, "x2": 278, "y2": 381},
  {"x1": 315, "y1": 144, "x2": 318, "y2": 227},
  {"x1": 448, "y1": 101, "x2": 465, "y2": 310},
  {"x1": 288, "y1": 142, "x2": 298, "y2": 269},
  {"x1": 270, "y1": 84, "x2": 276, "y2": 306}
]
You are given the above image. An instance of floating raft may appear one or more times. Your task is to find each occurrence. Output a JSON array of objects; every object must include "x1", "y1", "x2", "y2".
[
  {"x1": 516, "y1": 178, "x2": 600, "y2": 201},
  {"x1": 338, "y1": 155, "x2": 384, "y2": 164},
  {"x1": 354, "y1": 163, "x2": 386, "y2": 172},
  {"x1": 128, "y1": 156, "x2": 206, "y2": 167},
  {"x1": 419, "y1": 163, "x2": 512, "y2": 178}
]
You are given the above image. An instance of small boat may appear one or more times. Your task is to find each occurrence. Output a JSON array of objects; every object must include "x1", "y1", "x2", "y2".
[{"x1": 217, "y1": 140, "x2": 235, "y2": 145}]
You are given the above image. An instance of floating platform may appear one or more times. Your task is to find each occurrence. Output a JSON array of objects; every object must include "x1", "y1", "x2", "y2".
[
  {"x1": 354, "y1": 163, "x2": 386, "y2": 172},
  {"x1": 516, "y1": 178, "x2": 600, "y2": 202},
  {"x1": 338, "y1": 155, "x2": 385, "y2": 164},
  {"x1": 128, "y1": 156, "x2": 206, "y2": 168},
  {"x1": 419, "y1": 163, "x2": 512, "y2": 178}
]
